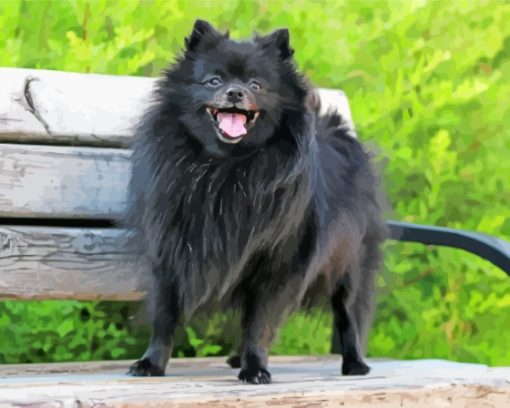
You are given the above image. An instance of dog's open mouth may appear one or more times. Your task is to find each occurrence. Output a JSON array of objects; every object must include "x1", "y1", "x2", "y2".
[{"x1": 206, "y1": 107, "x2": 259, "y2": 143}]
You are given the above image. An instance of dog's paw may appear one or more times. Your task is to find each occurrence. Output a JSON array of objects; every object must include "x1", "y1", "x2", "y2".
[
  {"x1": 226, "y1": 355, "x2": 241, "y2": 368},
  {"x1": 238, "y1": 366, "x2": 272, "y2": 384},
  {"x1": 127, "y1": 357, "x2": 165, "y2": 377},
  {"x1": 342, "y1": 359, "x2": 370, "y2": 376}
]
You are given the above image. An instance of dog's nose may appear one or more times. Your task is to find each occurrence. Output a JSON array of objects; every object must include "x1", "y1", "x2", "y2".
[{"x1": 226, "y1": 86, "x2": 246, "y2": 103}]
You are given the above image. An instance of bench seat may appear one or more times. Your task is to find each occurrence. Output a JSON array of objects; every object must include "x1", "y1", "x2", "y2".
[{"x1": 1, "y1": 356, "x2": 510, "y2": 407}]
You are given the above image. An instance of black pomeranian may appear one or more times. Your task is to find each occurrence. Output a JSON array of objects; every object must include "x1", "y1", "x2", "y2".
[{"x1": 125, "y1": 19, "x2": 386, "y2": 384}]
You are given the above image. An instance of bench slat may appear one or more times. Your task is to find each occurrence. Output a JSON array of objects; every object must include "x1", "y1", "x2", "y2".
[
  {"x1": 1, "y1": 357, "x2": 509, "y2": 407},
  {"x1": 0, "y1": 68, "x2": 355, "y2": 147},
  {"x1": 0, "y1": 68, "x2": 152, "y2": 147},
  {"x1": 0, "y1": 144, "x2": 129, "y2": 219},
  {"x1": 0, "y1": 226, "x2": 147, "y2": 300}
]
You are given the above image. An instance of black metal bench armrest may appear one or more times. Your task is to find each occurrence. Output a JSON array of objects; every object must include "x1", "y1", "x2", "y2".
[{"x1": 386, "y1": 221, "x2": 510, "y2": 277}]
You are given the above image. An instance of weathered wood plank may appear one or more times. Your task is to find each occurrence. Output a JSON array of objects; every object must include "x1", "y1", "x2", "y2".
[
  {"x1": 0, "y1": 67, "x2": 356, "y2": 147},
  {"x1": 1, "y1": 356, "x2": 509, "y2": 407},
  {"x1": 0, "y1": 68, "x2": 151, "y2": 146},
  {"x1": 0, "y1": 144, "x2": 129, "y2": 219},
  {"x1": 0, "y1": 226, "x2": 148, "y2": 300}
]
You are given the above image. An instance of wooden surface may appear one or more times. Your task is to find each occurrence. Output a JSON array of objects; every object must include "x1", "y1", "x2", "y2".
[
  {"x1": 1, "y1": 356, "x2": 509, "y2": 407},
  {"x1": 0, "y1": 68, "x2": 151, "y2": 146},
  {"x1": 0, "y1": 143, "x2": 129, "y2": 219},
  {"x1": 0, "y1": 226, "x2": 147, "y2": 300},
  {"x1": 0, "y1": 67, "x2": 356, "y2": 147}
]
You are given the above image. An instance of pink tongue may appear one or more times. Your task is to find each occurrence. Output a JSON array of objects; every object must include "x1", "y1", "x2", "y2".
[{"x1": 217, "y1": 112, "x2": 247, "y2": 138}]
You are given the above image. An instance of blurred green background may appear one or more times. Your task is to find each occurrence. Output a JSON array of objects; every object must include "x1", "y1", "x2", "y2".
[{"x1": 0, "y1": 0, "x2": 509, "y2": 366}]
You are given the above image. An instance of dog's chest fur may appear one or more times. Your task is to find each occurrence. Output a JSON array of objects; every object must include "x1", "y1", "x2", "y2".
[{"x1": 145, "y1": 141, "x2": 313, "y2": 306}]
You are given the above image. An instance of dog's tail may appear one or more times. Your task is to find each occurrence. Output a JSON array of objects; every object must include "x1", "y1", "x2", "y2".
[{"x1": 306, "y1": 86, "x2": 357, "y2": 141}]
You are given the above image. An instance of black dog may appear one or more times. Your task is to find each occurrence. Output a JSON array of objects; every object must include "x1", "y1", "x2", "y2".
[{"x1": 125, "y1": 19, "x2": 386, "y2": 384}]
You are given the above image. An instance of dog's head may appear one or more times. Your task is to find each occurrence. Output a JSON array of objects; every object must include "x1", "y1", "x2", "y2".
[{"x1": 161, "y1": 19, "x2": 308, "y2": 157}]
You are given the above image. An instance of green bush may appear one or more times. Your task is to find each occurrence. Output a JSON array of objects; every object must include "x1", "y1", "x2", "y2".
[{"x1": 0, "y1": 0, "x2": 509, "y2": 366}]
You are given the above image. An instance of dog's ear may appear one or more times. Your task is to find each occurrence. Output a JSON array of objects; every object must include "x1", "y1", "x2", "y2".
[
  {"x1": 185, "y1": 19, "x2": 226, "y2": 51},
  {"x1": 258, "y1": 28, "x2": 294, "y2": 60}
]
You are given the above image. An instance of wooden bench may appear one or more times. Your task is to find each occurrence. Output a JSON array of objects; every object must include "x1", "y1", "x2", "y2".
[{"x1": 1, "y1": 67, "x2": 509, "y2": 407}]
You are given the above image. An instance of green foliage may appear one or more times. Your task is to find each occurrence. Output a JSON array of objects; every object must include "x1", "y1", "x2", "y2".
[
  {"x1": 0, "y1": 0, "x2": 509, "y2": 366},
  {"x1": 0, "y1": 301, "x2": 146, "y2": 363}
]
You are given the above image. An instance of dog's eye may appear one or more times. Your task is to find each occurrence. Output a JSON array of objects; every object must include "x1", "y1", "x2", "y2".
[
  {"x1": 249, "y1": 80, "x2": 262, "y2": 91},
  {"x1": 207, "y1": 77, "x2": 222, "y2": 87}
]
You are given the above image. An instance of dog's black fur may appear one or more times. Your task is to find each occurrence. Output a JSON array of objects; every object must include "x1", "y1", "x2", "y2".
[{"x1": 124, "y1": 19, "x2": 387, "y2": 384}]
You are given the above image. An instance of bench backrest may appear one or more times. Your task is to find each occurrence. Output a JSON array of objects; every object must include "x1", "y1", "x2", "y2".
[{"x1": 0, "y1": 67, "x2": 357, "y2": 301}]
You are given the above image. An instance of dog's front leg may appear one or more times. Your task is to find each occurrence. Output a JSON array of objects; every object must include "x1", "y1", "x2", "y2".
[
  {"x1": 238, "y1": 275, "x2": 305, "y2": 384},
  {"x1": 128, "y1": 277, "x2": 182, "y2": 376}
]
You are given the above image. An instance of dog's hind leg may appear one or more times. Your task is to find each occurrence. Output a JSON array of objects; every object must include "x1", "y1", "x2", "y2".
[
  {"x1": 226, "y1": 353, "x2": 241, "y2": 368},
  {"x1": 331, "y1": 275, "x2": 371, "y2": 375},
  {"x1": 351, "y1": 242, "x2": 381, "y2": 356},
  {"x1": 332, "y1": 231, "x2": 382, "y2": 375}
]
